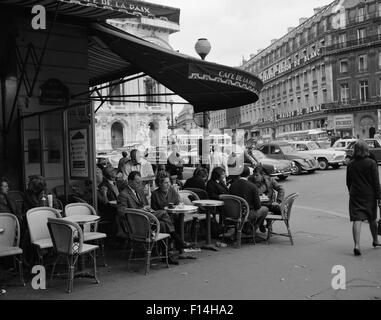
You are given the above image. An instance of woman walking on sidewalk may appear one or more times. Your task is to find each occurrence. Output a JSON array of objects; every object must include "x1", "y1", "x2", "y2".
[{"x1": 346, "y1": 140, "x2": 381, "y2": 256}]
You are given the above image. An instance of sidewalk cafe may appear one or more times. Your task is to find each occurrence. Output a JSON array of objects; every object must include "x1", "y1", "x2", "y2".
[{"x1": 0, "y1": 0, "x2": 270, "y2": 293}]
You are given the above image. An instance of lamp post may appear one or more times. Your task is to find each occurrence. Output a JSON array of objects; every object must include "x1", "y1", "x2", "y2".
[{"x1": 272, "y1": 105, "x2": 277, "y2": 140}]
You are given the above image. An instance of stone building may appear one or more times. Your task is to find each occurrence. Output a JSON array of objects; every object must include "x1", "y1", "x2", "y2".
[
  {"x1": 241, "y1": 0, "x2": 381, "y2": 140},
  {"x1": 94, "y1": 8, "x2": 180, "y2": 152}
]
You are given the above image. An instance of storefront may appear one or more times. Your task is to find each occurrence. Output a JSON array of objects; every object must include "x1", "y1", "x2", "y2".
[{"x1": 0, "y1": 0, "x2": 262, "y2": 208}]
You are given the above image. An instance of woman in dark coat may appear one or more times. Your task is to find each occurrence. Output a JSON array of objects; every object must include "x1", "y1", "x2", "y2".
[
  {"x1": 206, "y1": 167, "x2": 229, "y2": 200},
  {"x1": 346, "y1": 140, "x2": 381, "y2": 256}
]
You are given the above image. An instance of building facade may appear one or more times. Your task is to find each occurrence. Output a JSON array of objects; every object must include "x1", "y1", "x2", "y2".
[
  {"x1": 95, "y1": 12, "x2": 180, "y2": 152},
  {"x1": 209, "y1": 109, "x2": 227, "y2": 130},
  {"x1": 241, "y1": 0, "x2": 381, "y2": 140}
]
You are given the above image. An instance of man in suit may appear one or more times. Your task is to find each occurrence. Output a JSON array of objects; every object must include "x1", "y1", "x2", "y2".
[
  {"x1": 117, "y1": 171, "x2": 179, "y2": 264},
  {"x1": 229, "y1": 166, "x2": 269, "y2": 233}
]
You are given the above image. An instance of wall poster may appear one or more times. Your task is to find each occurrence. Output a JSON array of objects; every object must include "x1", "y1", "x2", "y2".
[{"x1": 69, "y1": 128, "x2": 89, "y2": 179}]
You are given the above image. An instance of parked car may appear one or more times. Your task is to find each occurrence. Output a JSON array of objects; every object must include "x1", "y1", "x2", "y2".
[
  {"x1": 331, "y1": 138, "x2": 357, "y2": 151},
  {"x1": 257, "y1": 141, "x2": 319, "y2": 174},
  {"x1": 316, "y1": 140, "x2": 331, "y2": 149},
  {"x1": 344, "y1": 138, "x2": 381, "y2": 164},
  {"x1": 288, "y1": 140, "x2": 345, "y2": 170},
  {"x1": 225, "y1": 145, "x2": 296, "y2": 180}
]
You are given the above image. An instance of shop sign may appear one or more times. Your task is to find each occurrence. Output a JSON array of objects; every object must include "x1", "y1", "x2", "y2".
[
  {"x1": 69, "y1": 128, "x2": 89, "y2": 179},
  {"x1": 334, "y1": 114, "x2": 353, "y2": 129},
  {"x1": 39, "y1": 78, "x2": 69, "y2": 106}
]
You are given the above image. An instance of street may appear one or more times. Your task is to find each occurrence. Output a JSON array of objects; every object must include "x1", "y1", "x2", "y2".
[{"x1": 2, "y1": 166, "x2": 381, "y2": 300}]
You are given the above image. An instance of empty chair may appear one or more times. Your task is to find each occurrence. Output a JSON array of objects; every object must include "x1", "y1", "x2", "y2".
[
  {"x1": 219, "y1": 194, "x2": 250, "y2": 247},
  {"x1": 123, "y1": 209, "x2": 170, "y2": 275},
  {"x1": 266, "y1": 193, "x2": 299, "y2": 245},
  {"x1": 179, "y1": 190, "x2": 206, "y2": 244},
  {"x1": 64, "y1": 203, "x2": 107, "y2": 266},
  {"x1": 0, "y1": 213, "x2": 25, "y2": 286},
  {"x1": 26, "y1": 207, "x2": 62, "y2": 265},
  {"x1": 47, "y1": 218, "x2": 99, "y2": 293}
]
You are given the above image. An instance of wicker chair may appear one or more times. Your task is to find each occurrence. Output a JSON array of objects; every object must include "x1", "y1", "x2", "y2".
[
  {"x1": 266, "y1": 193, "x2": 299, "y2": 245},
  {"x1": 178, "y1": 190, "x2": 206, "y2": 245},
  {"x1": 184, "y1": 188, "x2": 208, "y2": 200},
  {"x1": 219, "y1": 194, "x2": 250, "y2": 247},
  {"x1": 123, "y1": 209, "x2": 170, "y2": 275},
  {"x1": 64, "y1": 203, "x2": 107, "y2": 266},
  {"x1": 47, "y1": 218, "x2": 99, "y2": 293},
  {"x1": 0, "y1": 213, "x2": 25, "y2": 286},
  {"x1": 26, "y1": 207, "x2": 62, "y2": 266}
]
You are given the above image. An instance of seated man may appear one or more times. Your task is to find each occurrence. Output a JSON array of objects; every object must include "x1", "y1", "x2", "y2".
[
  {"x1": 229, "y1": 165, "x2": 269, "y2": 234},
  {"x1": 117, "y1": 171, "x2": 179, "y2": 264},
  {"x1": 248, "y1": 165, "x2": 285, "y2": 216}
]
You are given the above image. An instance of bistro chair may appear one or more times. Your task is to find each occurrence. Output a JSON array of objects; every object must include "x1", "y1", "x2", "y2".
[
  {"x1": 0, "y1": 213, "x2": 25, "y2": 286},
  {"x1": 219, "y1": 194, "x2": 250, "y2": 247},
  {"x1": 64, "y1": 203, "x2": 107, "y2": 267},
  {"x1": 178, "y1": 190, "x2": 206, "y2": 245},
  {"x1": 123, "y1": 209, "x2": 170, "y2": 275},
  {"x1": 265, "y1": 193, "x2": 299, "y2": 245},
  {"x1": 184, "y1": 188, "x2": 208, "y2": 200},
  {"x1": 47, "y1": 218, "x2": 99, "y2": 293},
  {"x1": 26, "y1": 207, "x2": 62, "y2": 266}
]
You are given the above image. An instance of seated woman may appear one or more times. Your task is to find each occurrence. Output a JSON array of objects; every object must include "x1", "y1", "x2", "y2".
[
  {"x1": 0, "y1": 177, "x2": 17, "y2": 214},
  {"x1": 183, "y1": 166, "x2": 208, "y2": 190},
  {"x1": 206, "y1": 167, "x2": 229, "y2": 200},
  {"x1": 248, "y1": 165, "x2": 285, "y2": 216},
  {"x1": 151, "y1": 171, "x2": 192, "y2": 251},
  {"x1": 25, "y1": 175, "x2": 60, "y2": 211}
]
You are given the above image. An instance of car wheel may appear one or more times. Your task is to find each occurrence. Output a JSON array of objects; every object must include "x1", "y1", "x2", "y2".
[
  {"x1": 318, "y1": 158, "x2": 329, "y2": 170},
  {"x1": 278, "y1": 175, "x2": 288, "y2": 181},
  {"x1": 294, "y1": 163, "x2": 302, "y2": 175},
  {"x1": 331, "y1": 164, "x2": 340, "y2": 169}
]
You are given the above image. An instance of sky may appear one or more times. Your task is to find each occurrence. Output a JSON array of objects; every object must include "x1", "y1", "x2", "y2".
[{"x1": 147, "y1": 0, "x2": 334, "y2": 67}]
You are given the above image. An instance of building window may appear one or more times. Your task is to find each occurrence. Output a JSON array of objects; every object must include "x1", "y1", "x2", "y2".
[
  {"x1": 339, "y1": 33, "x2": 346, "y2": 48},
  {"x1": 379, "y1": 79, "x2": 381, "y2": 96},
  {"x1": 378, "y1": 25, "x2": 381, "y2": 40},
  {"x1": 340, "y1": 83, "x2": 349, "y2": 104},
  {"x1": 357, "y1": 28, "x2": 366, "y2": 44},
  {"x1": 340, "y1": 60, "x2": 348, "y2": 73},
  {"x1": 313, "y1": 92, "x2": 318, "y2": 104},
  {"x1": 379, "y1": 3, "x2": 381, "y2": 17},
  {"x1": 322, "y1": 89, "x2": 327, "y2": 103},
  {"x1": 359, "y1": 80, "x2": 369, "y2": 102},
  {"x1": 358, "y1": 7, "x2": 364, "y2": 22},
  {"x1": 378, "y1": 52, "x2": 381, "y2": 69},
  {"x1": 358, "y1": 54, "x2": 368, "y2": 72}
]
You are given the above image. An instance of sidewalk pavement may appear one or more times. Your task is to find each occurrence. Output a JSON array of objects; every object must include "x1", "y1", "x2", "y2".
[{"x1": 1, "y1": 204, "x2": 381, "y2": 300}]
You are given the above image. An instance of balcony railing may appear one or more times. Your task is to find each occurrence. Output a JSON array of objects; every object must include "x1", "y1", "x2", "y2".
[
  {"x1": 324, "y1": 35, "x2": 381, "y2": 53},
  {"x1": 321, "y1": 96, "x2": 381, "y2": 110}
]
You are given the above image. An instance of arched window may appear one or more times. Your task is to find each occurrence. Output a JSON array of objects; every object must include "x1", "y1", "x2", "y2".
[{"x1": 111, "y1": 122, "x2": 124, "y2": 149}]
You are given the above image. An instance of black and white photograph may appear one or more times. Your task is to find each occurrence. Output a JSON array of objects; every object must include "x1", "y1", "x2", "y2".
[{"x1": 1, "y1": 0, "x2": 381, "y2": 306}]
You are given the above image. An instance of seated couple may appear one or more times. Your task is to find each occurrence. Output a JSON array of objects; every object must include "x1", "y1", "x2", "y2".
[{"x1": 117, "y1": 171, "x2": 191, "y2": 265}]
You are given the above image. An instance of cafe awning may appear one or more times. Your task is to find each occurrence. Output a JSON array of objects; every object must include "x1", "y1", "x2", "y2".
[
  {"x1": 1, "y1": 0, "x2": 180, "y2": 23},
  {"x1": 89, "y1": 23, "x2": 263, "y2": 113}
]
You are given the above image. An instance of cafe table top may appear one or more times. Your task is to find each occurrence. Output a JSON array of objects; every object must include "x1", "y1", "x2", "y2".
[
  {"x1": 192, "y1": 200, "x2": 224, "y2": 207},
  {"x1": 164, "y1": 205, "x2": 198, "y2": 214},
  {"x1": 63, "y1": 215, "x2": 100, "y2": 224}
]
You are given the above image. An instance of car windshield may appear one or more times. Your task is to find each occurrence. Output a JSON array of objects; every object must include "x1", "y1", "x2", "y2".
[
  {"x1": 307, "y1": 142, "x2": 320, "y2": 150},
  {"x1": 251, "y1": 150, "x2": 266, "y2": 160},
  {"x1": 279, "y1": 144, "x2": 296, "y2": 154}
]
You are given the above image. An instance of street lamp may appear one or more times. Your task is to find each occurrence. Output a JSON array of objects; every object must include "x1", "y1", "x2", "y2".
[
  {"x1": 166, "y1": 99, "x2": 176, "y2": 145},
  {"x1": 272, "y1": 105, "x2": 277, "y2": 140},
  {"x1": 195, "y1": 38, "x2": 211, "y2": 60}
]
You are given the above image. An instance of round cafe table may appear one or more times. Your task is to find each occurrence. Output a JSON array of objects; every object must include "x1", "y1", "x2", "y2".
[
  {"x1": 192, "y1": 200, "x2": 224, "y2": 251},
  {"x1": 164, "y1": 205, "x2": 199, "y2": 259}
]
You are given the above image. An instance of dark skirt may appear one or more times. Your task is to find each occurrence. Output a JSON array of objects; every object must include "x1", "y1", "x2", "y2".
[{"x1": 349, "y1": 195, "x2": 377, "y2": 222}]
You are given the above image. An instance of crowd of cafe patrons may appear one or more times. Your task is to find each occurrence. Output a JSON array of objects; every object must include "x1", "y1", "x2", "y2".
[{"x1": 0, "y1": 146, "x2": 286, "y2": 289}]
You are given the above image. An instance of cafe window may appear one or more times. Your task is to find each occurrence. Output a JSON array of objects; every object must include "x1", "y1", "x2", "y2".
[{"x1": 359, "y1": 80, "x2": 369, "y2": 102}]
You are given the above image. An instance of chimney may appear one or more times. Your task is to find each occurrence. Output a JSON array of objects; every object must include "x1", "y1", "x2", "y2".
[
  {"x1": 313, "y1": 7, "x2": 322, "y2": 14},
  {"x1": 287, "y1": 27, "x2": 295, "y2": 33},
  {"x1": 271, "y1": 39, "x2": 278, "y2": 44},
  {"x1": 299, "y1": 17, "x2": 308, "y2": 25}
]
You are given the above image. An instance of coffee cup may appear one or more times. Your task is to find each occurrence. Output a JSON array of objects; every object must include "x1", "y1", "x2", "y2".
[{"x1": 168, "y1": 202, "x2": 174, "y2": 209}]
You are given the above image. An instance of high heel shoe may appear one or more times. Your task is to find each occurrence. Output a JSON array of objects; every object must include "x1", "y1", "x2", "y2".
[
  {"x1": 372, "y1": 242, "x2": 381, "y2": 248},
  {"x1": 353, "y1": 248, "x2": 361, "y2": 256}
]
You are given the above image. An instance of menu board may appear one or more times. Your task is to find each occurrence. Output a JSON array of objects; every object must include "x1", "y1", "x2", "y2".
[{"x1": 69, "y1": 128, "x2": 89, "y2": 179}]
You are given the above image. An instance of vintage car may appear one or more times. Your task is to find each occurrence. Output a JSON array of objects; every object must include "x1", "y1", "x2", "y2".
[
  {"x1": 331, "y1": 138, "x2": 357, "y2": 151},
  {"x1": 288, "y1": 140, "x2": 345, "y2": 170},
  {"x1": 257, "y1": 141, "x2": 319, "y2": 174},
  {"x1": 344, "y1": 138, "x2": 381, "y2": 164},
  {"x1": 226, "y1": 144, "x2": 296, "y2": 180}
]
